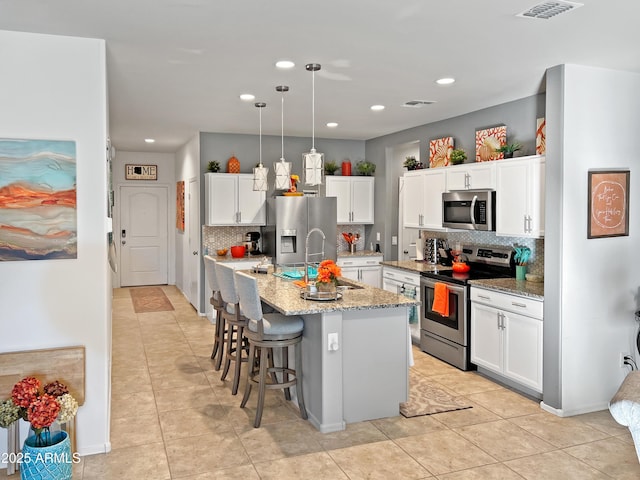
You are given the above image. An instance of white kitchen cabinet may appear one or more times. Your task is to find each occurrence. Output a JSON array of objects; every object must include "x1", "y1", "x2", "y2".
[
  {"x1": 402, "y1": 169, "x2": 446, "y2": 230},
  {"x1": 470, "y1": 287, "x2": 543, "y2": 393},
  {"x1": 496, "y1": 155, "x2": 545, "y2": 238},
  {"x1": 446, "y1": 162, "x2": 495, "y2": 191},
  {"x1": 205, "y1": 173, "x2": 266, "y2": 226},
  {"x1": 326, "y1": 177, "x2": 374, "y2": 224},
  {"x1": 338, "y1": 255, "x2": 382, "y2": 288}
]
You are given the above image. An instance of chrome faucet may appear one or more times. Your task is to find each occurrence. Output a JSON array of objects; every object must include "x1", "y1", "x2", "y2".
[{"x1": 304, "y1": 227, "x2": 325, "y2": 284}]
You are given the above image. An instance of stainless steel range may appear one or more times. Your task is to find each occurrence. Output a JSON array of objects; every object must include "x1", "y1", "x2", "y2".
[{"x1": 419, "y1": 245, "x2": 513, "y2": 370}]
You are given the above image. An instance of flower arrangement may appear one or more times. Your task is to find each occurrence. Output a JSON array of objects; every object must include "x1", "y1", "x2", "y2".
[
  {"x1": 316, "y1": 260, "x2": 342, "y2": 289},
  {"x1": 289, "y1": 174, "x2": 300, "y2": 192},
  {"x1": 0, "y1": 377, "x2": 78, "y2": 447}
]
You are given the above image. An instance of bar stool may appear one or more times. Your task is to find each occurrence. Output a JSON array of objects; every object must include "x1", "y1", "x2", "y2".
[
  {"x1": 203, "y1": 255, "x2": 226, "y2": 370},
  {"x1": 216, "y1": 262, "x2": 250, "y2": 395},
  {"x1": 234, "y1": 270, "x2": 307, "y2": 428}
]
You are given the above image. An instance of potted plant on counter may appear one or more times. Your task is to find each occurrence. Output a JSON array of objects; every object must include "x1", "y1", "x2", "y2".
[
  {"x1": 356, "y1": 160, "x2": 376, "y2": 176},
  {"x1": 207, "y1": 160, "x2": 220, "y2": 173},
  {"x1": 495, "y1": 143, "x2": 522, "y2": 159},
  {"x1": 403, "y1": 156, "x2": 418, "y2": 170},
  {"x1": 324, "y1": 160, "x2": 339, "y2": 175}
]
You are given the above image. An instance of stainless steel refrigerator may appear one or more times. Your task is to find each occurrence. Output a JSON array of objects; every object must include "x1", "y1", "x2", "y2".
[{"x1": 263, "y1": 196, "x2": 337, "y2": 266}]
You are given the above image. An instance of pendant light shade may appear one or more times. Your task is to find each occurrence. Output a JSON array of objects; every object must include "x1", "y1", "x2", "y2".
[
  {"x1": 303, "y1": 63, "x2": 324, "y2": 186},
  {"x1": 274, "y1": 85, "x2": 292, "y2": 190},
  {"x1": 253, "y1": 102, "x2": 268, "y2": 192}
]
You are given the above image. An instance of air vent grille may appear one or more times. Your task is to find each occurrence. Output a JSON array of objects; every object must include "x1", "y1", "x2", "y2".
[
  {"x1": 517, "y1": 1, "x2": 583, "y2": 19},
  {"x1": 402, "y1": 100, "x2": 436, "y2": 108}
]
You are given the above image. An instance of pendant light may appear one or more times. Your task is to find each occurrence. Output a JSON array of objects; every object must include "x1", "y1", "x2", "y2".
[
  {"x1": 303, "y1": 63, "x2": 324, "y2": 186},
  {"x1": 274, "y1": 85, "x2": 292, "y2": 190},
  {"x1": 252, "y1": 102, "x2": 268, "y2": 191}
]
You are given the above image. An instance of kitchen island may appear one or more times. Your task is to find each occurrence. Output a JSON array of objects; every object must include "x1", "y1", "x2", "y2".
[{"x1": 246, "y1": 269, "x2": 419, "y2": 433}]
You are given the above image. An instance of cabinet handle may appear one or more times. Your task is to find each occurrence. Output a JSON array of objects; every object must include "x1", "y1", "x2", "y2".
[
  {"x1": 511, "y1": 302, "x2": 527, "y2": 308},
  {"x1": 523, "y1": 215, "x2": 527, "y2": 233},
  {"x1": 496, "y1": 312, "x2": 502, "y2": 330},
  {"x1": 465, "y1": 173, "x2": 470, "y2": 189},
  {"x1": 527, "y1": 215, "x2": 532, "y2": 233},
  {"x1": 478, "y1": 294, "x2": 491, "y2": 300}
]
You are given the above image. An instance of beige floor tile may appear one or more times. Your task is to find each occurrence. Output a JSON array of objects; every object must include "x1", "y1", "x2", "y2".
[
  {"x1": 505, "y1": 450, "x2": 610, "y2": 479},
  {"x1": 173, "y1": 464, "x2": 260, "y2": 480},
  {"x1": 154, "y1": 383, "x2": 217, "y2": 412},
  {"x1": 564, "y1": 437, "x2": 640, "y2": 479},
  {"x1": 149, "y1": 368, "x2": 209, "y2": 390},
  {"x1": 455, "y1": 419, "x2": 555, "y2": 462},
  {"x1": 329, "y1": 439, "x2": 432, "y2": 479},
  {"x1": 82, "y1": 442, "x2": 170, "y2": 480},
  {"x1": 147, "y1": 356, "x2": 203, "y2": 376},
  {"x1": 313, "y1": 421, "x2": 389, "y2": 450},
  {"x1": 465, "y1": 388, "x2": 542, "y2": 418},
  {"x1": 428, "y1": 371, "x2": 504, "y2": 396},
  {"x1": 509, "y1": 412, "x2": 610, "y2": 448},
  {"x1": 111, "y1": 361, "x2": 149, "y2": 378},
  {"x1": 395, "y1": 429, "x2": 496, "y2": 475},
  {"x1": 165, "y1": 431, "x2": 250, "y2": 478},
  {"x1": 574, "y1": 409, "x2": 629, "y2": 436},
  {"x1": 110, "y1": 371, "x2": 153, "y2": 395},
  {"x1": 237, "y1": 419, "x2": 323, "y2": 463},
  {"x1": 437, "y1": 463, "x2": 524, "y2": 479},
  {"x1": 159, "y1": 404, "x2": 234, "y2": 441},
  {"x1": 371, "y1": 413, "x2": 446, "y2": 439},
  {"x1": 111, "y1": 390, "x2": 157, "y2": 419},
  {"x1": 144, "y1": 341, "x2": 192, "y2": 356},
  {"x1": 412, "y1": 353, "x2": 460, "y2": 378},
  {"x1": 137, "y1": 311, "x2": 178, "y2": 324},
  {"x1": 110, "y1": 413, "x2": 163, "y2": 450},
  {"x1": 254, "y1": 451, "x2": 349, "y2": 480},
  {"x1": 430, "y1": 399, "x2": 501, "y2": 429}
]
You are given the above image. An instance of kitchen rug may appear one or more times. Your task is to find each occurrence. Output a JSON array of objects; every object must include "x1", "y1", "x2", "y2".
[
  {"x1": 130, "y1": 287, "x2": 175, "y2": 313},
  {"x1": 400, "y1": 372, "x2": 472, "y2": 418}
]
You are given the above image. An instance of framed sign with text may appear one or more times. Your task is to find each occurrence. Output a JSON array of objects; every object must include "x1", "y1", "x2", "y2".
[
  {"x1": 125, "y1": 164, "x2": 157, "y2": 180},
  {"x1": 587, "y1": 170, "x2": 630, "y2": 238}
]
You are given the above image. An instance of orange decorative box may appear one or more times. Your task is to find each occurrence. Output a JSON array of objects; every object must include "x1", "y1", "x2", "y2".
[{"x1": 227, "y1": 155, "x2": 240, "y2": 173}]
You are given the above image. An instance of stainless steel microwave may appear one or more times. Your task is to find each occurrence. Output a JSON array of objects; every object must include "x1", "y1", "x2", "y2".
[{"x1": 442, "y1": 189, "x2": 496, "y2": 231}]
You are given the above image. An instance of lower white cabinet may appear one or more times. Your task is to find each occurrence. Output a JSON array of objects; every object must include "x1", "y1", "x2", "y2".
[
  {"x1": 337, "y1": 256, "x2": 382, "y2": 288},
  {"x1": 470, "y1": 287, "x2": 543, "y2": 393}
]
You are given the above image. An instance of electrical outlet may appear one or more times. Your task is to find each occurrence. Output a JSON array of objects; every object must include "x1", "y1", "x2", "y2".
[
  {"x1": 328, "y1": 333, "x2": 339, "y2": 351},
  {"x1": 391, "y1": 235, "x2": 398, "y2": 246},
  {"x1": 620, "y1": 352, "x2": 631, "y2": 368},
  {"x1": 376, "y1": 232, "x2": 380, "y2": 241}
]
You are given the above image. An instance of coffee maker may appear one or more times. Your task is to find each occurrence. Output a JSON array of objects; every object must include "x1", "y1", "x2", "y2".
[{"x1": 244, "y1": 231, "x2": 261, "y2": 255}]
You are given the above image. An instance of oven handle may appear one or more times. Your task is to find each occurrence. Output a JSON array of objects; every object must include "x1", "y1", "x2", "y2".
[
  {"x1": 421, "y1": 277, "x2": 466, "y2": 295},
  {"x1": 470, "y1": 195, "x2": 478, "y2": 229}
]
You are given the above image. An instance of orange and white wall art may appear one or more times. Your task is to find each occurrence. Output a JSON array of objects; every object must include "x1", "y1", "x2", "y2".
[
  {"x1": 475, "y1": 125, "x2": 506, "y2": 162},
  {"x1": 429, "y1": 137, "x2": 453, "y2": 168}
]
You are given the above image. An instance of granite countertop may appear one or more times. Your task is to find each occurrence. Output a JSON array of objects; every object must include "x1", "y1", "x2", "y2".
[
  {"x1": 381, "y1": 260, "x2": 452, "y2": 274},
  {"x1": 244, "y1": 267, "x2": 419, "y2": 316},
  {"x1": 469, "y1": 278, "x2": 544, "y2": 300},
  {"x1": 210, "y1": 254, "x2": 272, "y2": 263},
  {"x1": 337, "y1": 249, "x2": 383, "y2": 258}
]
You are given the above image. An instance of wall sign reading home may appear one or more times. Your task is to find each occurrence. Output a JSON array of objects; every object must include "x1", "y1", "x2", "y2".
[{"x1": 125, "y1": 164, "x2": 157, "y2": 180}]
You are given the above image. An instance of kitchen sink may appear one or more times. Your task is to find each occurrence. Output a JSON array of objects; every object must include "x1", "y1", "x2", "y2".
[{"x1": 336, "y1": 278, "x2": 364, "y2": 290}]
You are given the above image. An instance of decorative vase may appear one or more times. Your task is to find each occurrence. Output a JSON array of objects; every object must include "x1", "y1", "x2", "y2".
[
  {"x1": 341, "y1": 161, "x2": 351, "y2": 176},
  {"x1": 317, "y1": 282, "x2": 337, "y2": 293},
  {"x1": 227, "y1": 155, "x2": 240, "y2": 173},
  {"x1": 21, "y1": 429, "x2": 73, "y2": 480}
]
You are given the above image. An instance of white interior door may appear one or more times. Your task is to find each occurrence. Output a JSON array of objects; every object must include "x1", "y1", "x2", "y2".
[
  {"x1": 187, "y1": 177, "x2": 200, "y2": 309},
  {"x1": 120, "y1": 185, "x2": 168, "y2": 286}
]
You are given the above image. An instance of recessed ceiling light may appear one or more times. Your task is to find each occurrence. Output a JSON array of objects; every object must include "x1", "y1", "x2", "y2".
[
  {"x1": 276, "y1": 60, "x2": 295, "y2": 69},
  {"x1": 326, "y1": 122, "x2": 338, "y2": 128},
  {"x1": 370, "y1": 105, "x2": 385, "y2": 111},
  {"x1": 144, "y1": 138, "x2": 155, "y2": 143},
  {"x1": 240, "y1": 93, "x2": 255, "y2": 101},
  {"x1": 436, "y1": 77, "x2": 455, "y2": 85}
]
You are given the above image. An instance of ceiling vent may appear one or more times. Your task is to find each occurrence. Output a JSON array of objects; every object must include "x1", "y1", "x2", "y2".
[
  {"x1": 402, "y1": 100, "x2": 436, "y2": 108},
  {"x1": 517, "y1": 1, "x2": 583, "y2": 19}
]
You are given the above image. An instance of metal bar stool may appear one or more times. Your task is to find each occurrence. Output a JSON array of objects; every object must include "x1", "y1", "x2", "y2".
[
  {"x1": 216, "y1": 262, "x2": 250, "y2": 395},
  {"x1": 204, "y1": 255, "x2": 226, "y2": 370},
  {"x1": 234, "y1": 270, "x2": 307, "y2": 428}
]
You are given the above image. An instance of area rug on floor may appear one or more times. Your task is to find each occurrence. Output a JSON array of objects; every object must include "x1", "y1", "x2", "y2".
[
  {"x1": 400, "y1": 372, "x2": 472, "y2": 418},
  {"x1": 130, "y1": 287, "x2": 174, "y2": 313}
]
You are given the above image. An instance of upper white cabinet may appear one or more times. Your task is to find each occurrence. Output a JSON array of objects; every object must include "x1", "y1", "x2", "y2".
[
  {"x1": 446, "y1": 162, "x2": 495, "y2": 191},
  {"x1": 326, "y1": 177, "x2": 374, "y2": 224},
  {"x1": 402, "y1": 169, "x2": 446, "y2": 230},
  {"x1": 496, "y1": 155, "x2": 545, "y2": 238},
  {"x1": 205, "y1": 173, "x2": 266, "y2": 226}
]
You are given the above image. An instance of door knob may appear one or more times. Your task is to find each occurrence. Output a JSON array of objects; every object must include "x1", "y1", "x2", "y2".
[{"x1": 122, "y1": 240, "x2": 126, "y2": 245}]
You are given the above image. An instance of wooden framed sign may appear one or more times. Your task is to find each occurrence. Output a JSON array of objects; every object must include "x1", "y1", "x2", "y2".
[
  {"x1": 587, "y1": 170, "x2": 630, "y2": 238},
  {"x1": 125, "y1": 164, "x2": 157, "y2": 180}
]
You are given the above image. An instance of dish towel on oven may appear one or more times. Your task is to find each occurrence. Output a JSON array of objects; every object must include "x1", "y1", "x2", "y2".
[{"x1": 432, "y1": 282, "x2": 449, "y2": 317}]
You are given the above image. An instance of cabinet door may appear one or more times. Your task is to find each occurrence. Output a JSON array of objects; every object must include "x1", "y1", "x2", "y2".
[
  {"x1": 504, "y1": 312, "x2": 543, "y2": 392},
  {"x1": 351, "y1": 177, "x2": 374, "y2": 224},
  {"x1": 496, "y1": 160, "x2": 529, "y2": 236},
  {"x1": 422, "y1": 170, "x2": 447, "y2": 230},
  {"x1": 527, "y1": 158, "x2": 545, "y2": 237},
  {"x1": 470, "y1": 302, "x2": 502, "y2": 373},
  {"x1": 237, "y1": 175, "x2": 266, "y2": 225},
  {"x1": 446, "y1": 169, "x2": 470, "y2": 191},
  {"x1": 205, "y1": 174, "x2": 237, "y2": 225},
  {"x1": 340, "y1": 266, "x2": 359, "y2": 282},
  {"x1": 326, "y1": 177, "x2": 351, "y2": 224},
  {"x1": 402, "y1": 173, "x2": 425, "y2": 228},
  {"x1": 446, "y1": 163, "x2": 495, "y2": 191},
  {"x1": 359, "y1": 266, "x2": 381, "y2": 288}
]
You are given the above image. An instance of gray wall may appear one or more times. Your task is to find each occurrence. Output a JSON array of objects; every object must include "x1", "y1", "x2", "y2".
[{"x1": 365, "y1": 94, "x2": 545, "y2": 259}]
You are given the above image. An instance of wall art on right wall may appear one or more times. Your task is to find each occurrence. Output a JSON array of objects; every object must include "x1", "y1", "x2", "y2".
[
  {"x1": 587, "y1": 169, "x2": 630, "y2": 239},
  {"x1": 536, "y1": 117, "x2": 546, "y2": 155}
]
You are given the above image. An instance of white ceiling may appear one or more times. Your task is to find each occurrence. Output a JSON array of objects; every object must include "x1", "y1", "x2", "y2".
[{"x1": 1, "y1": 0, "x2": 639, "y2": 153}]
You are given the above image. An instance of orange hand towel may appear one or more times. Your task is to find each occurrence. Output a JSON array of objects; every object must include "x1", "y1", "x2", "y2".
[{"x1": 432, "y1": 282, "x2": 450, "y2": 317}]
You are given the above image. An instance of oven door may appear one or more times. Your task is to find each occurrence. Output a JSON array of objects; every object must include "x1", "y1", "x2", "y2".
[{"x1": 420, "y1": 276, "x2": 467, "y2": 346}]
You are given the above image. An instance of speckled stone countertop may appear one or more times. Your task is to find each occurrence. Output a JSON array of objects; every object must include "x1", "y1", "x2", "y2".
[
  {"x1": 469, "y1": 278, "x2": 544, "y2": 300},
  {"x1": 245, "y1": 267, "x2": 419, "y2": 316},
  {"x1": 211, "y1": 255, "x2": 272, "y2": 263},
  {"x1": 381, "y1": 260, "x2": 452, "y2": 274},
  {"x1": 337, "y1": 250, "x2": 383, "y2": 258}
]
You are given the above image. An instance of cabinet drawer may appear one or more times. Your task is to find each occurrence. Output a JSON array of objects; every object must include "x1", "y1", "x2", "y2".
[
  {"x1": 382, "y1": 268, "x2": 419, "y2": 285},
  {"x1": 338, "y1": 256, "x2": 383, "y2": 268},
  {"x1": 471, "y1": 287, "x2": 543, "y2": 319}
]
